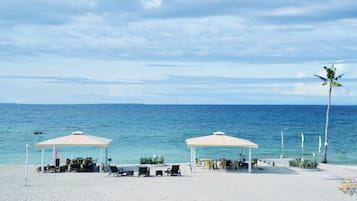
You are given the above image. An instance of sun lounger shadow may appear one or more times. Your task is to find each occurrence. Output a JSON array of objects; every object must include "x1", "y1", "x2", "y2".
[{"x1": 165, "y1": 165, "x2": 181, "y2": 176}]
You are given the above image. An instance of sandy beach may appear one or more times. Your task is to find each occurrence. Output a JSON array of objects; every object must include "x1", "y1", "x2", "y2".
[{"x1": 1, "y1": 163, "x2": 356, "y2": 201}]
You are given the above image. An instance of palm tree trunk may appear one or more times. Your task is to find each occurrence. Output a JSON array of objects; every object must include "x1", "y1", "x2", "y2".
[{"x1": 322, "y1": 85, "x2": 332, "y2": 163}]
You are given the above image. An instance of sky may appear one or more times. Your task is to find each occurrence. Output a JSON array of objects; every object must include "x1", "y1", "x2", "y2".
[{"x1": 1, "y1": 0, "x2": 357, "y2": 105}]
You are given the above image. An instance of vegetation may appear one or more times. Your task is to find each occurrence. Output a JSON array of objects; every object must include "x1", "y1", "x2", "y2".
[
  {"x1": 289, "y1": 158, "x2": 318, "y2": 169},
  {"x1": 140, "y1": 155, "x2": 165, "y2": 164},
  {"x1": 315, "y1": 65, "x2": 343, "y2": 163}
]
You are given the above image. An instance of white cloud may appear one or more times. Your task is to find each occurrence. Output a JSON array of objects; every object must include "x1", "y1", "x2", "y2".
[
  {"x1": 290, "y1": 83, "x2": 327, "y2": 96},
  {"x1": 287, "y1": 82, "x2": 349, "y2": 97},
  {"x1": 334, "y1": 64, "x2": 357, "y2": 78},
  {"x1": 268, "y1": 1, "x2": 357, "y2": 17},
  {"x1": 296, "y1": 71, "x2": 309, "y2": 78},
  {"x1": 270, "y1": 6, "x2": 313, "y2": 17},
  {"x1": 142, "y1": 0, "x2": 162, "y2": 9},
  {"x1": 2, "y1": 3, "x2": 357, "y2": 64},
  {"x1": 1, "y1": 1, "x2": 357, "y2": 104},
  {"x1": 44, "y1": 0, "x2": 95, "y2": 7}
]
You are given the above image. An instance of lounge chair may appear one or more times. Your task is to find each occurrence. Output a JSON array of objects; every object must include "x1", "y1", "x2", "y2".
[
  {"x1": 125, "y1": 170, "x2": 134, "y2": 176},
  {"x1": 108, "y1": 166, "x2": 125, "y2": 176},
  {"x1": 165, "y1": 165, "x2": 181, "y2": 176},
  {"x1": 138, "y1": 167, "x2": 150, "y2": 177}
]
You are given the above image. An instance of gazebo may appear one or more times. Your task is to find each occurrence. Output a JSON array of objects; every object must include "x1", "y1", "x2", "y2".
[
  {"x1": 36, "y1": 131, "x2": 112, "y2": 173},
  {"x1": 186, "y1": 131, "x2": 258, "y2": 173}
]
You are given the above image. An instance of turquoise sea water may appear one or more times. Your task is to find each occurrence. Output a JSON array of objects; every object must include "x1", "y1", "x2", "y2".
[{"x1": 0, "y1": 104, "x2": 356, "y2": 165}]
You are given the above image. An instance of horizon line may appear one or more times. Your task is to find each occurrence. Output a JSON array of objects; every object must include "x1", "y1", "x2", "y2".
[{"x1": 1, "y1": 103, "x2": 356, "y2": 106}]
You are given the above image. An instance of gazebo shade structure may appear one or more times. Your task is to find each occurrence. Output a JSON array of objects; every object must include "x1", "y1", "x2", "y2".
[
  {"x1": 36, "y1": 131, "x2": 112, "y2": 173},
  {"x1": 186, "y1": 132, "x2": 258, "y2": 148},
  {"x1": 36, "y1": 132, "x2": 112, "y2": 147},
  {"x1": 186, "y1": 131, "x2": 258, "y2": 173}
]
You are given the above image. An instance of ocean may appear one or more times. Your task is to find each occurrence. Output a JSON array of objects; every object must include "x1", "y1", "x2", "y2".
[{"x1": 0, "y1": 104, "x2": 356, "y2": 165}]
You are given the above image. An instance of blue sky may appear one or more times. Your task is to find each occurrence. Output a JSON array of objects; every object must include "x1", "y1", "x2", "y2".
[{"x1": 1, "y1": 0, "x2": 357, "y2": 104}]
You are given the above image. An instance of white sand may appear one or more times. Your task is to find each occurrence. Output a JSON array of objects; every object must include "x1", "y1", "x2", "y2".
[{"x1": 1, "y1": 163, "x2": 356, "y2": 201}]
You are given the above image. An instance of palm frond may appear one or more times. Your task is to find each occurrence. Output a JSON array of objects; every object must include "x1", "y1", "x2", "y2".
[
  {"x1": 332, "y1": 81, "x2": 342, "y2": 87},
  {"x1": 335, "y1": 73, "x2": 344, "y2": 81},
  {"x1": 314, "y1": 74, "x2": 327, "y2": 82}
]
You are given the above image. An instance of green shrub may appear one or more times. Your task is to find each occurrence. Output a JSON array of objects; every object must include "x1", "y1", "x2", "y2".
[
  {"x1": 289, "y1": 158, "x2": 318, "y2": 169},
  {"x1": 140, "y1": 155, "x2": 165, "y2": 164}
]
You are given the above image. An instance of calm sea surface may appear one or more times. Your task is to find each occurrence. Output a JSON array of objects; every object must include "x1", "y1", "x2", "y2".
[{"x1": 0, "y1": 104, "x2": 356, "y2": 165}]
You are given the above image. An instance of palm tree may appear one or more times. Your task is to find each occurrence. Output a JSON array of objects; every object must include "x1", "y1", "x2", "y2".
[{"x1": 315, "y1": 65, "x2": 343, "y2": 163}]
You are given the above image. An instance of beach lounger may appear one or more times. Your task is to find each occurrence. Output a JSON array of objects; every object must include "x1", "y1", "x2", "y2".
[
  {"x1": 108, "y1": 166, "x2": 125, "y2": 176},
  {"x1": 47, "y1": 165, "x2": 56, "y2": 173},
  {"x1": 138, "y1": 167, "x2": 150, "y2": 177},
  {"x1": 125, "y1": 170, "x2": 134, "y2": 176},
  {"x1": 165, "y1": 165, "x2": 181, "y2": 176}
]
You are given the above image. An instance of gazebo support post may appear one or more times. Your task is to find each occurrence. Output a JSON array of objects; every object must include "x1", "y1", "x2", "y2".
[
  {"x1": 99, "y1": 148, "x2": 103, "y2": 172},
  {"x1": 105, "y1": 147, "x2": 108, "y2": 172},
  {"x1": 190, "y1": 147, "x2": 196, "y2": 172},
  {"x1": 52, "y1": 146, "x2": 56, "y2": 165},
  {"x1": 41, "y1": 147, "x2": 45, "y2": 173},
  {"x1": 248, "y1": 148, "x2": 252, "y2": 173}
]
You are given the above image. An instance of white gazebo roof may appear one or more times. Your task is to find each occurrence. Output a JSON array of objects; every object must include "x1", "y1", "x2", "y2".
[
  {"x1": 36, "y1": 131, "x2": 112, "y2": 148},
  {"x1": 186, "y1": 131, "x2": 258, "y2": 148}
]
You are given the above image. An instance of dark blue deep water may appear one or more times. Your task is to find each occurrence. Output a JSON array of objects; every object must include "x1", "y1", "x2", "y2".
[{"x1": 0, "y1": 104, "x2": 356, "y2": 165}]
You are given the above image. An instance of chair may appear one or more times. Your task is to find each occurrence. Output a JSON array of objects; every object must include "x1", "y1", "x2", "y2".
[
  {"x1": 239, "y1": 162, "x2": 248, "y2": 169},
  {"x1": 70, "y1": 164, "x2": 81, "y2": 172},
  {"x1": 232, "y1": 161, "x2": 239, "y2": 169},
  {"x1": 47, "y1": 165, "x2": 56, "y2": 173},
  {"x1": 82, "y1": 158, "x2": 94, "y2": 172},
  {"x1": 219, "y1": 159, "x2": 226, "y2": 169},
  {"x1": 252, "y1": 159, "x2": 258, "y2": 168},
  {"x1": 108, "y1": 166, "x2": 125, "y2": 176},
  {"x1": 59, "y1": 165, "x2": 67, "y2": 172},
  {"x1": 37, "y1": 166, "x2": 48, "y2": 173},
  {"x1": 138, "y1": 167, "x2": 150, "y2": 177},
  {"x1": 226, "y1": 160, "x2": 233, "y2": 169},
  {"x1": 205, "y1": 160, "x2": 214, "y2": 169},
  {"x1": 155, "y1": 170, "x2": 163, "y2": 176},
  {"x1": 166, "y1": 165, "x2": 181, "y2": 176},
  {"x1": 125, "y1": 170, "x2": 134, "y2": 176}
]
